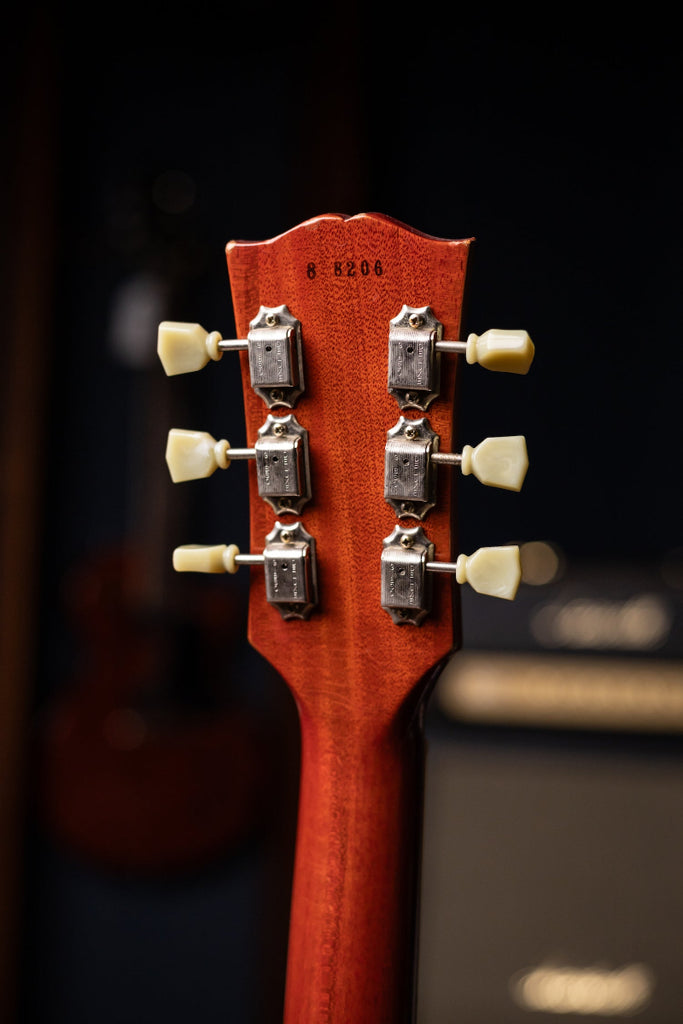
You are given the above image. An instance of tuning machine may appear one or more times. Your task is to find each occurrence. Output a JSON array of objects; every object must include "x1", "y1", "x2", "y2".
[
  {"x1": 173, "y1": 521, "x2": 317, "y2": 621},
  {"x1": 385, "y1": 417, "x2": 528, "y2": 519},
  {"x1": 388, "y1": 304, "x2": 534, "y2": 410},
  {"x1": 381, "y1": 525, "x2": 521, "y2": 625},
  {"x1": 158, "y1": 304, "x2": 304, "y2": 408},
  {"x1": 165, "y1": 413, "x2": 311, "y2": 515}
]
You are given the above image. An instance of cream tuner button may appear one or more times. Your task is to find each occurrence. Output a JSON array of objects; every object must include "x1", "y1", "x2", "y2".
[
  {"x1": 459, "y1": 435, "x2": 529, "y2": 491},
  {"x1": 165, "y1": 429, "x2": 232, "y2": 482},
  {"x1": 173, "y1": 543, "x2": 241, "y2": 574},
  {"x1": 464, "y1": 329, "x2": 534, "y2": 374},
  {"x1": 157, "y1": 322, "x2": 225, "y2": 376},
  {"x1": 453, "y1": 546, "x2": 522, "y2": 601}
]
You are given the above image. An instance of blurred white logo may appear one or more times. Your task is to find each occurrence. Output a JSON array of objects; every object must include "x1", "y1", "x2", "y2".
[
  {"x1": 511, "y1": 962, "x2": 654, "y2": 1016},
  {"x1": 531, "y1": 595, "x2": 672, "y2": 650}
]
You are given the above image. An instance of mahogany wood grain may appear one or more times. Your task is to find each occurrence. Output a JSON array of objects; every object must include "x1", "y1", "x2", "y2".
[{"x1": 226, "y1": 213, "x2": 472, "y2": 1024}]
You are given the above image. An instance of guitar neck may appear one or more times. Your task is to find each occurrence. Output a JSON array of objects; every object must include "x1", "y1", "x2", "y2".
[{"x1": 285, "y1": 695, "x2": 431, "y2": 1023}]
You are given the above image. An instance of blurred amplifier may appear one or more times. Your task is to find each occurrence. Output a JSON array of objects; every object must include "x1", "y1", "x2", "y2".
[
  {"x1": 434, "y1": 543, "x2": 683, "y2": 733},
  {"x1": 418, "y1": 725, "x2": 683, "y2": 1023},
  {"x1": 419, "y1": 545, "x2": 683, "y2": 1019}
]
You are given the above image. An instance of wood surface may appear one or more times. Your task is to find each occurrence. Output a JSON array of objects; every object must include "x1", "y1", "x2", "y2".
[{"x1": 226, "y1": 212, "x2": 471, "y2": 1024}]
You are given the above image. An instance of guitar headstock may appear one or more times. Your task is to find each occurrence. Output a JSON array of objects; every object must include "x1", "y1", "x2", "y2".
[{"x1": 158, "y1": 213, "x2": 533, "y2": 720}]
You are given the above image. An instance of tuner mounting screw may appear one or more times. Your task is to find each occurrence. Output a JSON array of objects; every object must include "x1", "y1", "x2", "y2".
[
  {"x1": 270, "y1": 388, "x2": 284, "y2": 403},
  {"x1": 272, "y1": 422, "x2": 287, "y2": 436},
  {"x1": 280, "y1": 530, "x2": 294, "y2": 544},
  {"x1": 400, "y1": 534, "x2": 414, "y2": 549},
  {"x1": 265, "y1": 313, "x2": 279, "y2": 327},
  {"x1": 408, "y1": 313, "x2": 424, "y2": 328},
  {"x1": 400, "y1": 501, "x2": 415, "y2": 515},
  {"x1": 404, "y1": 426, "x2": 418, "y2": 440},
  {"x1": 404, "y1": 391, "x2": 419, "y2": 404}
]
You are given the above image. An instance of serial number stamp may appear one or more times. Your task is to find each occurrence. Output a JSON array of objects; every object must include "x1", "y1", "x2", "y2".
[{"x1": 306, "y1": 259, "x2": 384, "y2": 279}]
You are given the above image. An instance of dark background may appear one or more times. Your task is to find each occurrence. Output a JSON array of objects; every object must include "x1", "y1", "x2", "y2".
[{"x1": 2, "y1": 5, "x2": 681, "y2": 1023}]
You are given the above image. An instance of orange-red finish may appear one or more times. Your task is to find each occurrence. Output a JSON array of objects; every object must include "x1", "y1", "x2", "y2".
[{"x1": 227, "y1": 213, "x2": 472, "y2": 1024}]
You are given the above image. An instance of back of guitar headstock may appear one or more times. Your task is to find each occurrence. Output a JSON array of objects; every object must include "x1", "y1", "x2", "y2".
[{"x1": 159, "y1": 212, "x2": 533, "y2": 721}]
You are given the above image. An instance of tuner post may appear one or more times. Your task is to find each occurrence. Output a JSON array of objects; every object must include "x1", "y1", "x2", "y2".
[
  {"x1": 157, "y1": 305, "x2": 305, "y2": 408},
  {"x1": 388, "y1": 305, "x2": 534, "y2": 410},
  {"x1": 172, "y1": 522, "x2": 317, "y2": 621},
  {"x1": 385, "y1": 418, "x2": 529, "y2": 519},
  {"x1": 165, "y1": 414, "x2": 311, "y2": 515},
  {"x1": 381, "y1": 525, "x2": 521, "y2": 625}
]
